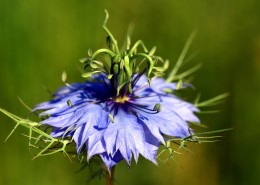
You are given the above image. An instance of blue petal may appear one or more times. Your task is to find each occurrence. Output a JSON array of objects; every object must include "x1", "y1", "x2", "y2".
[
  {"x1": 72, "y1": 104, "x2": 109, "y2": 153},
  {"x1": 150, "y1": 77, "x2": 190, "y2": 94},
  {"x1": 54, "y1": 83, "x2": 86, "y2": 97},
  {"x1": 103, "y1": 108, "x2": 145, "y2": 165},
  {"x1": 87, "y1": 138, "x2": 106, "y2": 160},
  {"x1": 50, "y1": 127, "x2": 73, "y2": 138},
  {"x1": 158, "y1": 96, "x2": 200, "y2": 123},
  {"x1": 139, "y1": 120, "x2": 160, "y2": 164},
  {"x1": 131, "y1": 92, "x2": 199, "y2": 123},
  {"x1": 135, "y1": 106, "x2": 191, "y2": 139},
  {"x1": 100, "y1": 151, "x2": 124, "y2": 171},
  {"x1": 133, "y1": 76, "x2": 190, "y2": 95}
]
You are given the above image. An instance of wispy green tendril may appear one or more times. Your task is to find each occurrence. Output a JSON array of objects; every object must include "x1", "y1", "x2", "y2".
[
  {"x1": 0, "y1": 108, "x2": 72, "y2": 160},
  {"x1": 166, "y1": 30, "x2": 197, "y2": 82},
  {"x1": 156, "y1": 128, "x2": 232, "y2": 162}
]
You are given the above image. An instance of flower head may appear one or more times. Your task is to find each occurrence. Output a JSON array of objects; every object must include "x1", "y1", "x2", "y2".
[
  {"x1": 33, "y1": 10, "x2": 200, "y2": 170},
  {"x1": 34, "y1": 74, "x2": 199, "y2": 170}
]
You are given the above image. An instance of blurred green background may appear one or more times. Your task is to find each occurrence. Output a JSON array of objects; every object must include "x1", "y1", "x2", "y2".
[{"x1": 1, "y1": 0, "x2": 260, "y2": 185}]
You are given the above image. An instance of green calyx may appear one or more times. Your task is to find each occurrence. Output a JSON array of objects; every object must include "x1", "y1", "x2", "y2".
[{"x1": 81, "y1": 10, "x2": 169, "y2": 96}]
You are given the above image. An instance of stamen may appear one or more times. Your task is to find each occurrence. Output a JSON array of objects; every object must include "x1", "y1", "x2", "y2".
[
  {"x1": 153, "y1": 103, "x2": 162, "y2": 112},
  {"x1": 108, "y1": 114, "x2": 114, "y2": 123},
  {"x1": 67, "y1": 100, "x2": 73, "y2": 107},
  {"x1": 127, "y1": 102, "x2": 160, "y2": 114}
]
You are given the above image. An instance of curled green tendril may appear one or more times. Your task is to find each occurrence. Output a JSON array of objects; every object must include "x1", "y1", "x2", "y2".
[
  {"x1": 83, "y1": 10, "x2": 162, "y2": 95},
  {"x1": 103, "y1": 10, "x2": 120, "y2": 54}
]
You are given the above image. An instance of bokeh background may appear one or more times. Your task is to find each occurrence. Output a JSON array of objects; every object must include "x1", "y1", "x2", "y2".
[{"x1": 1, "y1": 0, "x2": 260, "y2": 185}]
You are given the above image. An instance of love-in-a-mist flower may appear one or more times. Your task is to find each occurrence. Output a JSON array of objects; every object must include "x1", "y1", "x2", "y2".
[{"x1": 33, "y1": 11, "x2": 200, "y2": 171}]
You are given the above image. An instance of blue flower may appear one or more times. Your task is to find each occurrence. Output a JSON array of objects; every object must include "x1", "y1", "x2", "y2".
[
  {"x1": 33, "y1": 74, "x2": 199, "y2": 170},
  {"x1": 32, "y1": 10, "x2": 201, "y2": 171}
]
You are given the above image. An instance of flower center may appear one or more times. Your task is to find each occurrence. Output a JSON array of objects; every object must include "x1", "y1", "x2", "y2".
[{"x1": 114, "y1": 96, "x2": 129, "y2": 103}]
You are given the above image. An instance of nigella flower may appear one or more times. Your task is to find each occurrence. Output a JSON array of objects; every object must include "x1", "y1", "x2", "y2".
[
  {"x1": 33, "y1": 10, "x2": 200, "y2": 171},
  {"x1": 34, "y1": 74, "x2": 199, "y2": 170}
]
